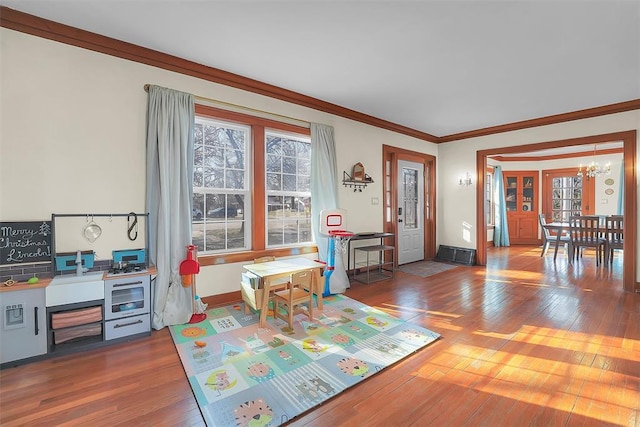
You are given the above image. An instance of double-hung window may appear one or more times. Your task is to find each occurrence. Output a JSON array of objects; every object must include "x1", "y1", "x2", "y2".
[
  {"x1": 192, "y1": 105, "x2": 313, "y2": 261},
  {"x1": 192, "y1": 117, "x2": 250, "y2": 252},
  {"x1": 265, "y1": 131, "x2": 312, "y2": 247}
]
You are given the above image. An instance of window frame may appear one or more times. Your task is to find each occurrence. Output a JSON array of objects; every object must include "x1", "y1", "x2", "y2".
[
  {"x1": 486, "y1": 166, "x2": 495, "y2": 227},
  {"x1": 194, "y1": 104, "x2": 316, "y2": 266}
]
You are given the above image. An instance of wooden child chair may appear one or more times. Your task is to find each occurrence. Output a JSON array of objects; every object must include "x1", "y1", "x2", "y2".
[{"x1": 273, "y1": 269, "x2": 314, "y2": 329}]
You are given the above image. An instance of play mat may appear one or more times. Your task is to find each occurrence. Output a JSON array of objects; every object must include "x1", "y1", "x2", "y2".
[{"x1": 169, "y1": 294, "x2": 441, "y2": 426}]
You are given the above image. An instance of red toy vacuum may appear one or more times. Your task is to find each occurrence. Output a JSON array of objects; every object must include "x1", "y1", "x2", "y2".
[{"x1": 180, "y1": 245, "x2": 207, "y2": 323}]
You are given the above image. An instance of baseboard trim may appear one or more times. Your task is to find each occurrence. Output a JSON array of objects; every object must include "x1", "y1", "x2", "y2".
[{"x1": 201, "y1": 291, "x2": 242, "y2": 308}]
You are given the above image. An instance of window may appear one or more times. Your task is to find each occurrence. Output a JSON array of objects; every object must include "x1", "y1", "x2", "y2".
[
  {"x1": 192, "y1": 117, "x2": 250, "y2": 252},
  {"x1": 485, "y1": 168, "x2": 494, "y2": 226},
  {"x1": 192, "y1": 105, "x2": 313, "y2": 260},
  {"x1": 265, "y1": 132, "x2": 312, "y2": 246},
  {"x1": 551, "y1": 176, "x2": 584, "y2": 222}
]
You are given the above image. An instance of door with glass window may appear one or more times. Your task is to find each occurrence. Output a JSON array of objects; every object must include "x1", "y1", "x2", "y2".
[
  {"x1": 542, "y1": 168, "x2": 595, "y2": 222},
  {"x1": 397, "y1": 160, "x2": 424, "y2": 264}
]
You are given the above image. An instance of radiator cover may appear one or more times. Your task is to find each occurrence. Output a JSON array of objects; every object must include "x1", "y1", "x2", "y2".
[{"x1": 435, "y1": 245, "x2": 476, "y2": 266}]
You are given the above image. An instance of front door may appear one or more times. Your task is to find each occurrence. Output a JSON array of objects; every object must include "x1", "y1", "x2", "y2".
[{"x1": 397, "y1": 160, "x2": 424, "y2": 265}]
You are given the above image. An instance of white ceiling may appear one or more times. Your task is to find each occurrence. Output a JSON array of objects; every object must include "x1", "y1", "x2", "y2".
[{"x1": 1, "y1": 0, "x2": 639, "y2": 137}]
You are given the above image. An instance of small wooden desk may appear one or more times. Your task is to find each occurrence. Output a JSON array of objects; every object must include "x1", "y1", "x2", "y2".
[{"x1": 242, "y1": 257, "x2": 325, "y2": 327}]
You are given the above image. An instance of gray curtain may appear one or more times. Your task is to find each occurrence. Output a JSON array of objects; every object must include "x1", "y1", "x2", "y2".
[
  {"x1": 310, "y1": 123, "x2": 349, "y2": 293},
  {"x1": 146, "y1": 85, "x2": 195, "y2": 329},
  {"x1": 493, "y1": 166, "x2": 510, "y2": 246}
]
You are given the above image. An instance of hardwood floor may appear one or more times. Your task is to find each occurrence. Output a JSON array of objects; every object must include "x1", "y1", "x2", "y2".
[{"x1": 1, "y1": 246, "x2": 638, "y2": 426}]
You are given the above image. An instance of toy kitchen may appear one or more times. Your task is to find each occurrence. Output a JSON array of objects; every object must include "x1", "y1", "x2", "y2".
[{"x1": 0, "y1": 212, "x2": 155, "y2": 367}]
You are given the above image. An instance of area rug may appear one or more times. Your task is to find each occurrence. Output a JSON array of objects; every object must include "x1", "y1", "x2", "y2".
[
  {"x1": 169, "y1": 294, "x2": 440, "y2": 426},
  {"x1": 399, "y1": 260, "x2": 459, "y2": 278}
]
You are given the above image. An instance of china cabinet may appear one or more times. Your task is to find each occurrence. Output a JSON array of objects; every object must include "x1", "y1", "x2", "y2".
[{"x1": 504, "y1": 171, "x2": 539, "y2": 244}]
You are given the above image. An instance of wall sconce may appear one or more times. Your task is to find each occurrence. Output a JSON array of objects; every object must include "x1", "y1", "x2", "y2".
[{"x1": 459, "y1": 172, "x2": 473, "y2": 187}]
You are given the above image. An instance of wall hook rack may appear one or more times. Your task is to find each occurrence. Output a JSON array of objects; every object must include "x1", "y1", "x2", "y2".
[{"x1": 342, "y1": 171, "x2": 374, "y2": 192}]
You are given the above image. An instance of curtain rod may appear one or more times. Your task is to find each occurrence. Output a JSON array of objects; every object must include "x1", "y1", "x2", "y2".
[{"x1": 143, "y1": 84, "x2": 310, "y2": 128}]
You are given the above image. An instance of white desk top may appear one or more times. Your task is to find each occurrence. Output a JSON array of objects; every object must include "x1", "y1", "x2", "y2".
[{"x1": 243, "y1": 257, "x2": 325, "y2": 278}]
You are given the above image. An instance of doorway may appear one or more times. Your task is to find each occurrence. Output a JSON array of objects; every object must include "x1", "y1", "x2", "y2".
[
  {"x1": 475, "y1": 130, "x2": 637, "y2": 292},
  {"x1": 382, "y1": 145, "x2": 436, "y2": 266},
  {"x1": 397, "y1": 160, "x2": 425, "y2": 264}
]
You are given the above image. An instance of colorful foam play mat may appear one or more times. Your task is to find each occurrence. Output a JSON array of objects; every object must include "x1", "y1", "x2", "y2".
[{"x1": 169, "y1": 294, "x2": 441, "y2": 426}]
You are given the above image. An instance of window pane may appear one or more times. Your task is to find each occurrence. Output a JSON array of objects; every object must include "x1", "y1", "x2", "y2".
[
  {"x1": 267, "y1": 173, "x2": 281, "y2": 191},
  {"x1": 267, "y1": 196, "x2": 284, "y2": 219},
  {"x1": 282, "y1": 139, "x2": 296, "y2": 157},
  {"x1": 192, "y1": 193, "x2": 204, "y2": 221},
  {"x1": 283, "y1": 174, "x2": 297, "y2": 191},
  {"x1": 267, "y1": 221, "x2": 284, "y2": 246},
  {"x1": 266, "y1": 155, "x2": 281, "y2": 172},
  {"x1": 297, "y1": 159, "x2": 311, "y2": 176},
  {"x1": 297, "y1": 141, "x2": 311, "y2": 159},
  {"x1": 225, "y1": 170, "x2": 245, "y2": 189},
  {"x1": 403, "y1": 168, "x2": 418, "y2": 229},
  {"x1": 298, "y1": 176, "x2": 310, "y2": 192},
  {"x1": 283, "y1": 157, "x2": 296, "y2": 174}
]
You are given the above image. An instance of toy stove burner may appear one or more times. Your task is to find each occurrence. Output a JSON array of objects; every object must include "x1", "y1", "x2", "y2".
[{"x1": 108, "y1": 263, "x2": 147, "y2": 276}]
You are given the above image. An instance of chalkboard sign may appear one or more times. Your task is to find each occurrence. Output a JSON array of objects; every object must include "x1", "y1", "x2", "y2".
[{"x1": 0, "y1": 221, "x2": 52, "y2": 265}]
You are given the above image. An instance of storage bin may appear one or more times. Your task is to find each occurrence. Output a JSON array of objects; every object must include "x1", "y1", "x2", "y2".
[{"x1": 51, "y1": 306, "x2": 102, "y2": 329}]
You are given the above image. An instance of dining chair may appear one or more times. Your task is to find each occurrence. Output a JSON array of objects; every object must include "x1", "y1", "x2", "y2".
[
  {"x1": 604, "y1": 215, "x2": 623, "y2": 265},
  {"x1": 273, "y1": 269, "x2": 314, "y2": 329},
  {"x1": 538, "y1": 214, "x2": 570, "y2": 259},
  {"x1": 568, "y1": 215, "x2": 606, "y2": 266}
]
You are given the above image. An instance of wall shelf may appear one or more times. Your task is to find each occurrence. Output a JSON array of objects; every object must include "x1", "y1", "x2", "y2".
[{"x1": 342, "y1": 171, "x2": 374, "y2": 192}]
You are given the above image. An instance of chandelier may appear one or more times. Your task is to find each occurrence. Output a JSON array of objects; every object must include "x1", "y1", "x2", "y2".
[{"x1": 577, "y1": 144, "x2": 611, "y2": 179}]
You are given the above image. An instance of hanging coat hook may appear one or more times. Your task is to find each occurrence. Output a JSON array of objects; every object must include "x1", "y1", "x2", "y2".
[{"x1": 127, "y1": 212, "x2": 138, "y2": 241}]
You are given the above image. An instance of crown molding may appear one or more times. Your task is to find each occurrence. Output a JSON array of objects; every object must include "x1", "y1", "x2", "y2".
[
  {"x1": 489, "y1": 147, "x2": 624, "y2": 162},
  {"x1": 439, "y1": 99, "x2": 640, "y2": 143},
  {"x1": 1, "y1": 6, "x2": 638, "y2": 144}
]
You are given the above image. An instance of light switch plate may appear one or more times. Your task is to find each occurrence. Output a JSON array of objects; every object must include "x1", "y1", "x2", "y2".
[{"x1": 371, "y1": 197, "x2": 379, "y2": 205}]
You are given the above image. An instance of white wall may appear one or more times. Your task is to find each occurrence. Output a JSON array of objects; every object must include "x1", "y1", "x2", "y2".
[{"x1": 0, "y1": 29, "x2": 436, "y2": 297}]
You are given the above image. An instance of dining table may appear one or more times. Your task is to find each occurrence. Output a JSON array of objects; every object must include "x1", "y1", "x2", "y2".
[{"x1": 242, "y1": 257, "x2": 325, "y2": 327}]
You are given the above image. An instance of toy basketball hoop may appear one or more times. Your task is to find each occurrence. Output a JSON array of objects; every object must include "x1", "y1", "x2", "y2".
[
  {"x1": 320, "y1": 209, "x2": 347, "y2": 235},
  {"x1": 329, "y1": 229, "x2": 354, "y2": 254},
  {"x1": 319, "y1": 209, "x2": 352, "y2": 296}
]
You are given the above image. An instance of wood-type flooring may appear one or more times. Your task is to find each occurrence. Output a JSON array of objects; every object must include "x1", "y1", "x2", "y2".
[{"x1": 0, "y1": 246, "x2": 638, "y2": 426}]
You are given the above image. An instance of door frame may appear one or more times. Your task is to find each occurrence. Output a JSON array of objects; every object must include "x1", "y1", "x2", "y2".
[
  {"x1": 475, "y1": 130, "x2": 637, "y2": 292},
  {"x1": 383, "y1": 145, "x2": 437, "y2": 266}
]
